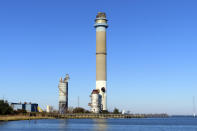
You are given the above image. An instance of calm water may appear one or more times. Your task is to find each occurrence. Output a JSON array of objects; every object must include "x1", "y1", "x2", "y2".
[{"x1": 1, "y1": 117, "x2": 197, "y2": 131}]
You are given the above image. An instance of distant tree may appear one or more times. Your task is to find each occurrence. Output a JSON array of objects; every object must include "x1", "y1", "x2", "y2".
[
  {"x1": 0, "y1": 100, "x2": 13, "y2": 115},
  {"x1": 84, "y1": 110, "x2": 91, "y2": 113},
  {"x1": 72, "y1": 107, "x2": 85, "y2": 113},
  {"x1": 113, "y1": 108, "x2": 120, "y2": 114},
  {"x1": 101, "y1": 110, "x2": 109, "y2": 114},
  {"x1": 67, "y1": 107, "x2": 74, "y2": 113}
]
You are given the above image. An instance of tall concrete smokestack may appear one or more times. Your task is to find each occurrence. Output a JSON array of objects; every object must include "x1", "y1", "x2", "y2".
[{"x1": 94, "y1": 12, "x2": 108, "y2": 111}]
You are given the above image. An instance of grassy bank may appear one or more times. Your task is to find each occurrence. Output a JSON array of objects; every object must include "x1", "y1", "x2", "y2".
[
  {"x1": 0, "y1": 113, "x2": 168, "y2": 121},
  {"x1": 0, "y1": 115, "x2": 54, "y2": 122}
]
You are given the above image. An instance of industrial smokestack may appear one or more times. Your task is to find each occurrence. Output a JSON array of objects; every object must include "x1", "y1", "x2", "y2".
[
  {"x1": 94, "y1": 12, "x2": 108, "y2": 111},
  {"x1": 58, "y1": 74, "x2": 69, "y2": 114}
]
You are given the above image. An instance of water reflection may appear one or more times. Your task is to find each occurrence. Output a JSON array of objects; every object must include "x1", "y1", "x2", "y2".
[
  {"x1": 93, "y1": 119, "x2": 108, "y2": 131},
  {"x1": 58, "y1": 119, "x2": 68, "y2": 130},
  {"x1": 0, "y1": 122, "x2": 6, "y2": 126}
]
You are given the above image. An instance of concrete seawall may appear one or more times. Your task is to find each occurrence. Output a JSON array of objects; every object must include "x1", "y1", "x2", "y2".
[{"x1": 56, "y1": 113, "x2": 168, "y2": 119}]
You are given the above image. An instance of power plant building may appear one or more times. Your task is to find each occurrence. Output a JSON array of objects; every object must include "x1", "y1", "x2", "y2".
[
  {"x1": 89, "y1": 12, "x2": 108, "y2": 113},
  {"x1": 58, "y1": 74, "x2": 69, "y2": 114},
  {"x1": 89, "y1": 89, "x2": 102, "y2": 113},
  {"x1": 10, "y1": 102, "x2": 38, "y2": 112}
]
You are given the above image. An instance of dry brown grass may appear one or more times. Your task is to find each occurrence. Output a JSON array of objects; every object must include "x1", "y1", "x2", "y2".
[{"x1": 0, "y1": 115, "x2": 54, "y2": 121}]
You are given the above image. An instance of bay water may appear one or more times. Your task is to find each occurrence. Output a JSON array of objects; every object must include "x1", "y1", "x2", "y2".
[{"x1": 0, "y1": 117, "x2": 197, "y2": 131}]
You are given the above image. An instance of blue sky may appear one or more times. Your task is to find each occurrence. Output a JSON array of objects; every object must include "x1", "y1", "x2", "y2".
[{"x1": 0, "y1": 0, "x2": 197, "y2": 115}]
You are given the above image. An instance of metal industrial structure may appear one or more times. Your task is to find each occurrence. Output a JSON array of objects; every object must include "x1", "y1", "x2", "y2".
[
  {"x1": 58, "y1": 74, "x2": 69, "y2": 114},
  {"x1": 89, "y1": 12, "x2": 108, "y2": 113}
]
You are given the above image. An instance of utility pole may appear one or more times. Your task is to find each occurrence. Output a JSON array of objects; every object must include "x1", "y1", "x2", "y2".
[
  {"x1": 193, "y1": 96, "x2": 196, "y2": 117},
  {"x1": 78, "y1": 96, "x2": 80, "y2": 107}
]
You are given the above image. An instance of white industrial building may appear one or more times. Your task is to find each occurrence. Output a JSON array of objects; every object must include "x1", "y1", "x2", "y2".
[{"x1": 89, "y1": 89, "x2": 102, "y2": 113}]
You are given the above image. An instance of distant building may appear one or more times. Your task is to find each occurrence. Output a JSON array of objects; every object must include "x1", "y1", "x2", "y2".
[
  {"x1": 46, "y1": 105, "x2": 53, "y2": 113},
  {"x1": 10, "y1": 102, "x2": 38, "y2": 112},
  {"x1": 89, "y1": 89, "x2": 102, "y2": 113},
  {"x1": 23, "y1": 103, "x2": 38, "y2": 112},
  {"x1": 122, "y1": 110, "x2": 125, "y2": 114},
  {"x1": 10, "y1": 103, "x2": 23, "y2": 110}
]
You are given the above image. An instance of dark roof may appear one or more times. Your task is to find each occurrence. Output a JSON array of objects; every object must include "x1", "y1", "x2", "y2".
[{"x1": 91, "y1": 89, "x2": 99, "y2": 94}]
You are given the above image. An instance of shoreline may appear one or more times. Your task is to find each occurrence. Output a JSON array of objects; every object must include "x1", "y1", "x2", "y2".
[
  {"x1": 0, "y1": 115, "x2": 54, "y2": 122},
  {"x1": 0, "y1": 113, "x2": 168, "y2": 122}
]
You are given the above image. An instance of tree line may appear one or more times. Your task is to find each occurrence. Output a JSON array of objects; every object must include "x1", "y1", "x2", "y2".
[
  {"x1": 0, "y1": 100, "x2": 28, "y2": 115},
  {"x1": 0, "y1": 100, "x2": 13, "y2": 115},
  {"x1": 0, "y1": 99, "x2": 122, "y2": 115},
  {"x1": 67, "y1": 107, "x2": 121, "y2": 114}
]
